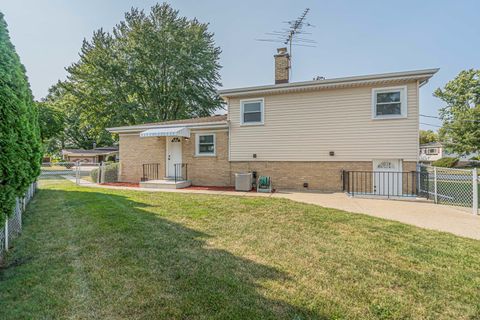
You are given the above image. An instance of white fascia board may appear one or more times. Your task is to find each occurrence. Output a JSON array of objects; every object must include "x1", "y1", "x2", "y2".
[
  {"x1": 108, "y1": 122, "x2": 228, "y2": 134},
  {"x1": 219, "y1": 68, "x2": 439, "y2": 97}
]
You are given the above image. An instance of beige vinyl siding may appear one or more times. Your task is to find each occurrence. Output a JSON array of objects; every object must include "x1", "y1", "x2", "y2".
[{"x1": 228, "y1": 81, "x2": 419, "y2": 162}]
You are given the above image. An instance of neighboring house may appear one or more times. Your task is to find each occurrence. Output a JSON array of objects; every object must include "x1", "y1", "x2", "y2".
[
  {"x1": 107, "y1": 48, "x2": 438, "y2": 191},
  {"x1": 419, "y1": 142, "x2": 443, "y2": 163},
  {"x1": 419, "y1": 142, "x2": 477, "y2": 164},
  {"x1": 62, "y1": 146, "x2": 119, "y2": 163}
]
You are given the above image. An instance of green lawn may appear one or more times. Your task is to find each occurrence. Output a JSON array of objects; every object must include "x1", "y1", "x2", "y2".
[{"x1": 1, "y1": 179, "x2": 480, "y2": 319}]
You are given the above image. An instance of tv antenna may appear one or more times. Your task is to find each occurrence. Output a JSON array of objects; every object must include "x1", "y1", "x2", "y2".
[{"x1": 256, "y1": 8, "x2": 316, "y2": 76}]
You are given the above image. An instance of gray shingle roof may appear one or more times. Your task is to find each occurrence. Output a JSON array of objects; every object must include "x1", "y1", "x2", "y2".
[
  {"x1": 62, "y1": 146, "x2": 118, "y2": 155},
  {"x1": 420, "y1": 142, "x2": 443, "y2": 148},
  {"x1": 138, "y1": 114, "x2": 227, "y2": 126}
]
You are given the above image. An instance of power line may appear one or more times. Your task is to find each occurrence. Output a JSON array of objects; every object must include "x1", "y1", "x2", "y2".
[
  {"x1": 420, "y1": 122, "x2": 442, "y2": 128},
  {"x1": 420, "y1": 114, "x2": 480, "y2": 123},
  {"x1": 420, "y1": 114, "x2": 440, "y2": 119}
]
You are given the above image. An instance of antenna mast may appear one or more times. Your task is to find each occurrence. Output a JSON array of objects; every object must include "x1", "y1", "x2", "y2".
[
  {"x1": 286, "y1": 8, "x2": 310, "y2": 64},
  {"x1": 256, "y1": 8, "x2": 315, "y2": 77}
]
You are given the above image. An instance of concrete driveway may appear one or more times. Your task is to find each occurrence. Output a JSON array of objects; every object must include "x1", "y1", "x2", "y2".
[{"x1": 275, "y1": 191, "x2": 480, "y2": 240}]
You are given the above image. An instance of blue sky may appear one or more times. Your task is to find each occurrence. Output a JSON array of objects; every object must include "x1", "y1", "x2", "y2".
[{"x1": 1, "y1": 0, "x2": 479, "y2": 129}]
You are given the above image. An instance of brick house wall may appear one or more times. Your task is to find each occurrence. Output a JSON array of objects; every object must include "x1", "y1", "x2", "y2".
[
  {"x1": 118, "y1": 130, "x2": 416, "y2": 191},
  {"x1": 185, "y1": 130, "x2": 416, "y2": 191},
  {"x1": 182, "y1": 130, "x2": 231, "y2": 186},
  {"x1": 229, "y1": 161, "x2": 416, "y2": 192},
  {"x1": 119, "y1": 134, "x2": 165, "y2": 182}
]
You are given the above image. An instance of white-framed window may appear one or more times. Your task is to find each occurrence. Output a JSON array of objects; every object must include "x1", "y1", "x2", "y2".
[
  {"x1": 240, "y1": 98, "x2": 264, "y2": 125},
  {"x1": 372, "y1": 86, "x2": 407, "y2": 119},
  {"x1": 195, "y1": 133, "x2": 216, "y2": 156},
  {"x1": 427, "y1": 148, "x2": 438, "y2": 155}
]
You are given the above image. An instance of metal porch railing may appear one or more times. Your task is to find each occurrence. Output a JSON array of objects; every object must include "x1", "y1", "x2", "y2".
[
  {"x1": 142, "y1": 163, "x2": 161, "y2": 181},
  {"x1": 141, "y1": 163, "x2": 188, "y2": 182},
  {"x1": 173, "y1": 163, "x2": 188, "y2": 183},
  {"x1": 342, "y1": 170, "x2": 421, "y2": 198}
]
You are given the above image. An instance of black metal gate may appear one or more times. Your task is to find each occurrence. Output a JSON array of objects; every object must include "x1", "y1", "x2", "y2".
[{"x1": 342, "y1": 170, "x2": 427, "y2": 198}]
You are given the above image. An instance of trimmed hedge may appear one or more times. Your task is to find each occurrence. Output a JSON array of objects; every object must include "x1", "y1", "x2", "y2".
[
  {"x1": 432, "y1": 157, "x2": 459, "y2": 168},
  {"x1": 91, "y1": 163, "x2": 119, "y2": 183},
  {"x1": 0, "y1": 12, "x2": 42, "y2": 224}
]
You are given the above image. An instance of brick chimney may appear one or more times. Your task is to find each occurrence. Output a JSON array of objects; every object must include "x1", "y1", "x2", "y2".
[{"x1": 274, "y1": 47, "x2": 290, "y2": 84}]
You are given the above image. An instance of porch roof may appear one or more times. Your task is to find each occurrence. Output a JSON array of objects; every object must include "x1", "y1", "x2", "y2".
[{"x1": 139, "y1": 127, "x2": 191, "y2": 138}]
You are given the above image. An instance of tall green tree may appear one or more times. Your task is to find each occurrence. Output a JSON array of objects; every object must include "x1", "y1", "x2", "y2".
[
  {"x1": 40, "y1": 82, "x2": 114, "y2": 152},
  {"x1": 419, "y1": 129, "x2": 439, "y2": 144},
  {"x1": 36, "y1": 101, "x2": 63, "y2": 142},
  {"x1": 434, "y1": 69, "x2": 480, "y2": 154},
  {"x1": 36, "y1": 100, "x2": 64, "y2": 155},
  {"x1": 0, "y1": 12, "x2": 41, "y2": 223},
  {"x1": 59, "y1": 2, "x2": 222, "y2": 143}
]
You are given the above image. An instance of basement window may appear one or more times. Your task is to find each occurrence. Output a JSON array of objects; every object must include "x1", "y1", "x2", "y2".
[
  {"x1": 196, "y1": 133, "x2": 216, "y2": 156},
  {"x1": 241, "y1": 98, "x2": 264, "y2": 125},
  {"x1": 372, "y1": 87, "x2": 407, "y2": 119}
]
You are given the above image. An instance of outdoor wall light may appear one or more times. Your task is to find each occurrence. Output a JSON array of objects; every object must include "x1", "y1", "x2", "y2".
[{"x1": 329, "y1": 151, "x2": 335, "y2": 156}]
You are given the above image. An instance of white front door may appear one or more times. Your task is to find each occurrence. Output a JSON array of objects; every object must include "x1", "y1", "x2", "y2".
[
  {"x1": 166, "y1": 137, "x2": 182, "y2": 178},
  {"x1": 373, "y1": 159, "x2": 402, "y2": 196}
]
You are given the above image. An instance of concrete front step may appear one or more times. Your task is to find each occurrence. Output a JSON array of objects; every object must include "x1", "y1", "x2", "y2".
[{"x1": 140, "y1": 179, "x2": 192, "y2": 189}]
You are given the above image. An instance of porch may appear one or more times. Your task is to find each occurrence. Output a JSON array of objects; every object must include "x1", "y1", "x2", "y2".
[
  {"x1": 137, "y1": 126, "x2": 192, "y2": 189},
  {"x1": 140, "y1": 179, "x2": 191, "y2": 189},
  {"x1": 140, "y1": 163, "x2": 191, "y2": 189}
]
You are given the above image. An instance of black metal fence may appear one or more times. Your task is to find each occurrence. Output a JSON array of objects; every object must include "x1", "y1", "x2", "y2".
[
  {"x1": 417, "y1": 166, "x2": 431, "y2": 199},
  {"x1": 142, "y1": 163, "x2": 188, "y2": 182},
  {"x1": 343, "y1": 170, "x2": 421, "y2": 198},
  {"x1": 142, "y1": 163, "x2": 161, "y2": 181},
  {"x1": 173, "y1": 163, "x2": 188, "y2": 183}
]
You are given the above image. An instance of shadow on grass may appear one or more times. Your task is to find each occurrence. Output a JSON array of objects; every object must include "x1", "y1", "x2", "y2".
[{"x1": 1, "y1": 186, "x2": 322, "y2": 319}]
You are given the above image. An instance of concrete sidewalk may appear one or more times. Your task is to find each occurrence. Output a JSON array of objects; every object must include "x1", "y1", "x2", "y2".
[{"x1": 63, "y1": 176, "x2": 480, "y2": 240}]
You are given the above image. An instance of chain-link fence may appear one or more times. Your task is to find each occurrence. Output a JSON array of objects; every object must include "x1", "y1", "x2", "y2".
[
  {"x1": 74, "y1": 162, "x2": 119, "y2": 185},
  {"x1": 0, "y1": 182, "x2": 37, "y2": 263},
  {"x1": 74, "y1": 162, "x2": 102, "y2": 185},
  {"x1": 40, "y1": 162, "x2": 77, "y2": 177},
  {"x1": 40, "y1": 161, "x2": 100, "y2": 185},
  {"x1": 40, "y1": 161, "x2": 119, "y2": 185},
  {"x1": 419, "y1": 165, "x2": 479, "y2": 214}
]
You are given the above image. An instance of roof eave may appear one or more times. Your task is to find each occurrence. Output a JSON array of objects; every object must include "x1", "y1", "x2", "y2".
[
  {"x1": 107, "y1": 121, "x2": 229, "y2": 134},
  {"x1": 219, "y1": 68, "x2": 439, "y2": 98},
  {"x1": 63, "y1": 151, "x2": 118, "y2": 156}
]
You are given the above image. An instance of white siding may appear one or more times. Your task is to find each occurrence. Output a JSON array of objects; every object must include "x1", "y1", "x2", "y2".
[{"x1": 228, "y1": 81, "x2": 419, "y2": 162}]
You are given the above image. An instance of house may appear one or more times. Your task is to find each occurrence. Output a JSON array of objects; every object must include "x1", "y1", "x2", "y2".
[
  {"x1": 419, "y1": 142, "x2": 477, "y2": 164},
  {"x1": 107, "y1": 48, "x2": 438, "y2": 191},
  {"x1": 419, "y1": 141, "x2": 443, "y2": 163},
  {"x1": 62, "y1": 146, "x2": 119, "y2": 163}
]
